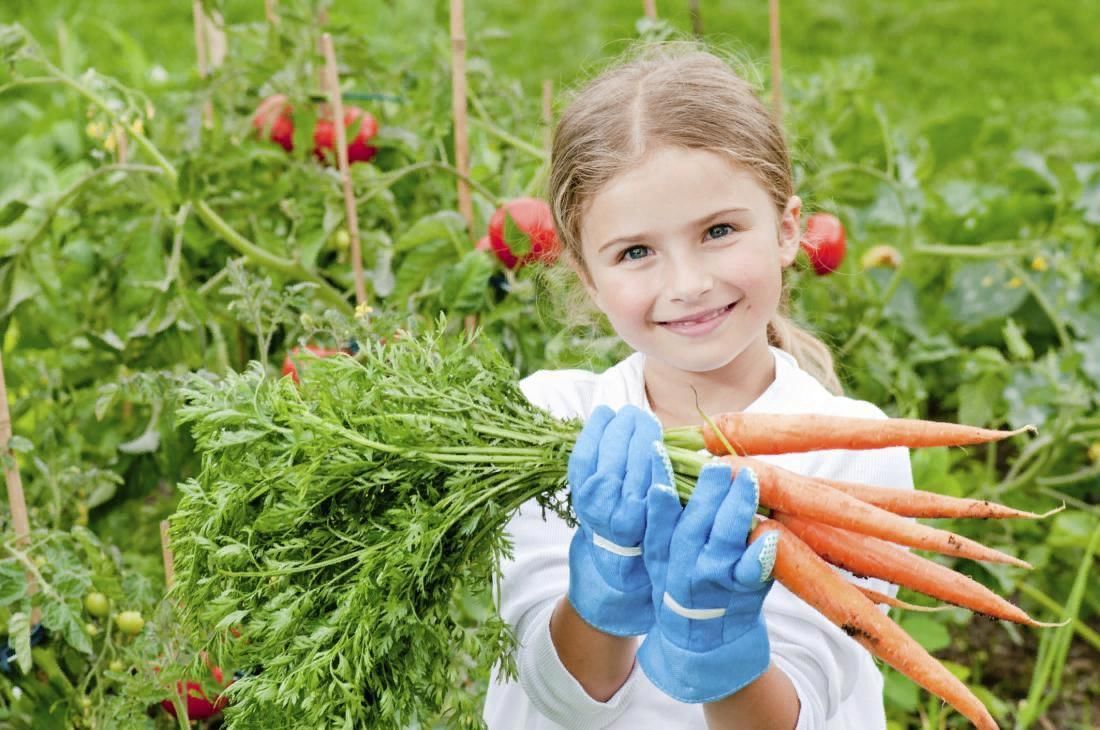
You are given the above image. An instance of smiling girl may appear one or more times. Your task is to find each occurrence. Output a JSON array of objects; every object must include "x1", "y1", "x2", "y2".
[{"x1": 483, "y1": 43, "x2": 913, "y2": 730}]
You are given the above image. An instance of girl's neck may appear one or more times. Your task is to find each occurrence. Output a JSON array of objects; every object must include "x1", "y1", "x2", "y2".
[{"x1": 642, "y1": 336, "x2": 777, "y2": 429}]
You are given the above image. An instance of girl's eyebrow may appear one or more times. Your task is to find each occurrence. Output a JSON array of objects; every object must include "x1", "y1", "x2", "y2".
[{"x1": 597, "y1": 207, "x2": 750, "y2": 253}]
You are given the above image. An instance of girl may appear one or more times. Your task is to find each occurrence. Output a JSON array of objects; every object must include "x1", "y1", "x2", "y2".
[{"x1": 482, "y1": 43, "x2": 913, "y2": 730}]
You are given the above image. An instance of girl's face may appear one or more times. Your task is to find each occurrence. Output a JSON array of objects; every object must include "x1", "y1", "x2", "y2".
[{"x1": 577, "y1": 145, "x2": 802, "y2": 375}]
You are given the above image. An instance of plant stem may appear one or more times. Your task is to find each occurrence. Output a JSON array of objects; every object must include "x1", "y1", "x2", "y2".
[{"x1": 193, "y1": 201, "x2": 350, "y2": 312}]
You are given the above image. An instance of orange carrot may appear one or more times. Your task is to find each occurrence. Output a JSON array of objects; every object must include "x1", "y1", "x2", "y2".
[
  {"x1": 739, "y1": 456, "x2": 1061, "y2": 520},
  {"x1": 724, "y1": 456, "x2": 1031, "y2": 568},
  {"x1": 773, "y1": 513, "x2": 1063, "y2": 628},
  {"x1": 753, "y1": 520, "x2": 999, "y2": 730},
  {"x1": 701, "y1": 412, "x2": 1033, "y2": 456},
  {"x1": 856, "y1": 586, "x2": 952, "y2": 613}
]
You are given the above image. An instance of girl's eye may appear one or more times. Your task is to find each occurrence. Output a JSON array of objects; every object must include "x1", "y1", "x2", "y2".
[
  {"x1": 706, "y1": 223, "x2": 736, "y2": 240},
  {"x1": 619, "y1": 245, "x2": 650, "y2": 262}
]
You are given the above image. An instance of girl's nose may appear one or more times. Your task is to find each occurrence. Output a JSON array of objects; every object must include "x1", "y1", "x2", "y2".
[{"x1": 665, "y1": 252, "x2": 714, "y2": 302}]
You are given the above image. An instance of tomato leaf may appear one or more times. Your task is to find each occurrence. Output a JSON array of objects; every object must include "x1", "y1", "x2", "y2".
[
  {"x1": 41, "y1": 600, "x2": 93, "y2": 655},
  {"x1": 440, "y1": 250, "x2": 494, "y2": 315},
  {"x1": 8, "y1": 611, "x2": 32, "y2": 674}
]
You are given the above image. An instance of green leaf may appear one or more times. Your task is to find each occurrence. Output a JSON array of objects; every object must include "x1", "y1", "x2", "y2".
[
  {"x1": 1002, "y1": 318, "x2": 1034, "y2": 361},
  {"x1": 8, "y1": 611, "x2": 32, "y2": 674},
  {"x1": 503, "y1": 212, "x2": 531, "y2": 259},
  {"x1": 944, "y1": 261, "x2": 1029, "y2": 326},
  {"x1": 440, "y1": 251, "x2": 494, "y2": 315},
  {"x1": 0, "y1": 562, "x2": 28, "y2": 606},
  {"x1": 393, "y1": 211, "x2": 467, "y2": 254},
  {"x1": 899, "y1": 614, "x2": 951, "y2": 653},
  {"x1": 391, "y1": 236, "x2": 453, "y2": 300},
  {"x1": 1048, "y1": 511, "x2": 1097, "y2": 549},
  {"x1": 0, "y1": 200, "x2": 28, "y2": 227},
  {"x1": 42, "y1": 599, "x2": 93, "y2": 654}
]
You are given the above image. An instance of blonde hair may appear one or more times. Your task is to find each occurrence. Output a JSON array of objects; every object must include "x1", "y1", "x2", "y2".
[{"x1": 546, "y1": 41, "x2": 843, "y2": 395}]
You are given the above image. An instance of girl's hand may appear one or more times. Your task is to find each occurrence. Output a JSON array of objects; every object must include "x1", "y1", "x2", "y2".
[
  {"x1": 566, "y1": 404, "x2": 663, "y2": 636},
  {"x1": 638, "y1": 448, "x2": 780, "y2": 703}
]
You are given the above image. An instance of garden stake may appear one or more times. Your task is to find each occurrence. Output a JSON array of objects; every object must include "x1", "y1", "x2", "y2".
[
  {"x1": 0, "y1": 350, "x2": 39, "y2": 624},
  {"x1": 321, "y1": 33, "x2": 368, "y2": 306},
  {"x1": 191, "y1": 0, "x2": 214, "y2": 128},
  {"x1": 644, "y1": 0, "x2": 658, "y2": 19},
  {"x1": 450, "y1": 0, "x2": 474, "y2": 234}
]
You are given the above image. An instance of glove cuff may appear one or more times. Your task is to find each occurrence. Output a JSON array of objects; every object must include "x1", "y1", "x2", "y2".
[
  {"x1": 567, "y1": 531, "x2": 654, "y2": 637},
  {"x1": 637, "y1": 621, "x2": 771, "y2": 703}
]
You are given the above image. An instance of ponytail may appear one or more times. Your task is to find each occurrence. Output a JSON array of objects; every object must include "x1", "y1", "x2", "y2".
[{"x1": 767, "y1": 313, "x2": 843, "y2": 395}]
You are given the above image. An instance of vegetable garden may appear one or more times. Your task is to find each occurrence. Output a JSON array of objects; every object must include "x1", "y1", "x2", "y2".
[{"x1": 1, "y1": 1, "x2": 1098, "y2": 728}]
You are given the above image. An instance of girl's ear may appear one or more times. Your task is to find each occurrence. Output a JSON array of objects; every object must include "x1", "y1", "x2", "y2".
[
  {"x1": 777, "y1": 195, "x2": 803, "y2": 268},
  {"x1": 564, "y1": 249, "x2": 597, "y2": 299}
]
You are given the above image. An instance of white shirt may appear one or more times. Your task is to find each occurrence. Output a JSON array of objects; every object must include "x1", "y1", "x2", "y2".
[{"x1": 483, "y1": 347, "x2": 914, "y2": 730}]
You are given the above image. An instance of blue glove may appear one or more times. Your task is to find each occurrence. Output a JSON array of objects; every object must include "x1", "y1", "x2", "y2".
[
  {"x1": 638, "y1": 448, "x2": 780, "y2": 703},
  {"x1": 566, "y1": 404, "x2": 663, "y2": 636}
]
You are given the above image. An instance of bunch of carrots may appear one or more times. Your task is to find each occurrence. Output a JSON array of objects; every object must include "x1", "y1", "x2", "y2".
[
  {"x1": 660, "y1": 413, "x2": 1065, "y2": 730},
  {"x1": 172, "y1": 324, "x2": 1068, "y2": 728}
]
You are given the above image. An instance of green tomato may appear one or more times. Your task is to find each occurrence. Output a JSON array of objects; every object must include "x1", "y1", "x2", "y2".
[
  {"x1": 85, "y1": 622, "x2": 99, "y2": 637},
  {"x1": 334, "y1": 229, "x2": 351, "y2": 249},
  {"x1": 108, "y1": 659, "x2": 126, "y2": 673},
  {"x1": 84, "y1": 592, "x2": 110, "y2": 618},
  {"x1": 115, "y1": 610, "x2": 145, "y2": 635}
]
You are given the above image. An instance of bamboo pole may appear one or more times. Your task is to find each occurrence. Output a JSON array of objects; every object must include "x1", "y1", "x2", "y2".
[
  {"x1": 264, "y1": 0, "x2": 280, "y2": 26},
  {"x1": 769, "y1": 0, "x2": 783, "y2": 123},
  {"x1": 160, "y1": 520, "x2": 175, "y2": 589},
  {"x1": 644, "y1": 0, "x2": 657, "y2": 19},
  {"x1": 449, "y1": 0, "x2": 474, "y2": 236},
  {"x1": 0, "y1": 350, "x2": 36, "y2": 620},
  {"x1": 688, "y1": 0, "x2": 703, "y2": 36},
  {"x1": 192, "y1": 0, "x2": 214, "y2": 128},
  {"x1": 321, "y1": 34, "x2": 368, "y2": 306}
]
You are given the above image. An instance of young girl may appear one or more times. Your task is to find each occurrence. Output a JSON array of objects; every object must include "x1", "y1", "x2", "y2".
[{"x1": 482, "y1": 43, "x2": 913, "y2": 730}]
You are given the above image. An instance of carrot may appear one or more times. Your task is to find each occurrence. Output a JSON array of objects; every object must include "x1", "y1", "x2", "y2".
[
  {"x1": 754, "y1": 520, "x2": 999, "y2": 730},
  {"x1": 725, "y1": 455, "x2": 1032, "y2": 568},
  {"x1": 739, "y1": 456, "x2": 1062, "y2": 520},
  {"x1": 856, "y1": 586, "x2": 952, "y2": 613},
  {"x1": 773, "y1": 513, "x2": 1064, "y2": 628},
  {"x1": 700, "y1": 412, "x2": 1033, "y2": 456}
]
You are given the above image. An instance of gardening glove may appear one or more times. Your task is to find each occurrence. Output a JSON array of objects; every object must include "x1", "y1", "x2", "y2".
[
  {"x1": 638, "y1": 447, "x2": 780, "y2": 703},
  {"x1": 566, "y1": 404, "x2": 663, "y2": 636}
]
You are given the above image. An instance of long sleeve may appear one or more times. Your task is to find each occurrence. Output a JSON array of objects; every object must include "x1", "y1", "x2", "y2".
[{"x1": 496, "y1": 499, "x2": 644, "y2": 729}]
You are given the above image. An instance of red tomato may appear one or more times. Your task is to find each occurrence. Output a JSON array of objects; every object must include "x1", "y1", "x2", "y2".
[
  {"x1": 281, "y1": 345, "x2": 348, "y2": 384},
  {"x1": 159, "y1": 659, "x2": 229, "y2": 720},
  {"x1": 160, "y1": 676, "x2": 228, "y2": 719},
  {"x1": 313, "y1": 107, "x2": 379, "y2": 164},
  {"x1": 486, "y1": 198, "x2": 560, "y2": 269},
  {"x1": 251, "y1": 94, "x2": 295, "y2": 152},
  {"x1": 801, "y1": 213, "x2": 847, "y2": 276}
]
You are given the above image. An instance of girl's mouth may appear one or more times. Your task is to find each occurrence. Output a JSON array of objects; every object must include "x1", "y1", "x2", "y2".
[{"x1": 658, "y1": 301, "x2": 737, "y2": 336}]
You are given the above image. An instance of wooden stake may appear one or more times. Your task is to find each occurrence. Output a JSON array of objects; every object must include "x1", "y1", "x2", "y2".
[
  {"x1": 321, "y1": 34, "x2": 368, "y2": 306},
  {"x1": 449, "y1": 0, "x2": 474, "y2": 236},
  {"x1": 192, "y1": 0, "x2": 214, "y2": 128},
  {"x1": 0, "y1": 350, "x2": 36, "y2": 618},
  {"x1": 769, "y1": 0, "x2": 783, "y2": 124},
  {"x1": 264, "y1": 0, "x2": 280, "y2": 26},
  {"x1": 644, "y1": 0, "x2": 657, "y2": 19},
  {"x1": 160, "y1": 520, "x2": 175, "y2": 590},
  {"x1": 541, "y1": 79, "x2": 554, "y2": 152},
  {"x1": 689, "y1": 0, "x2": 703, "y2": 36}
]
